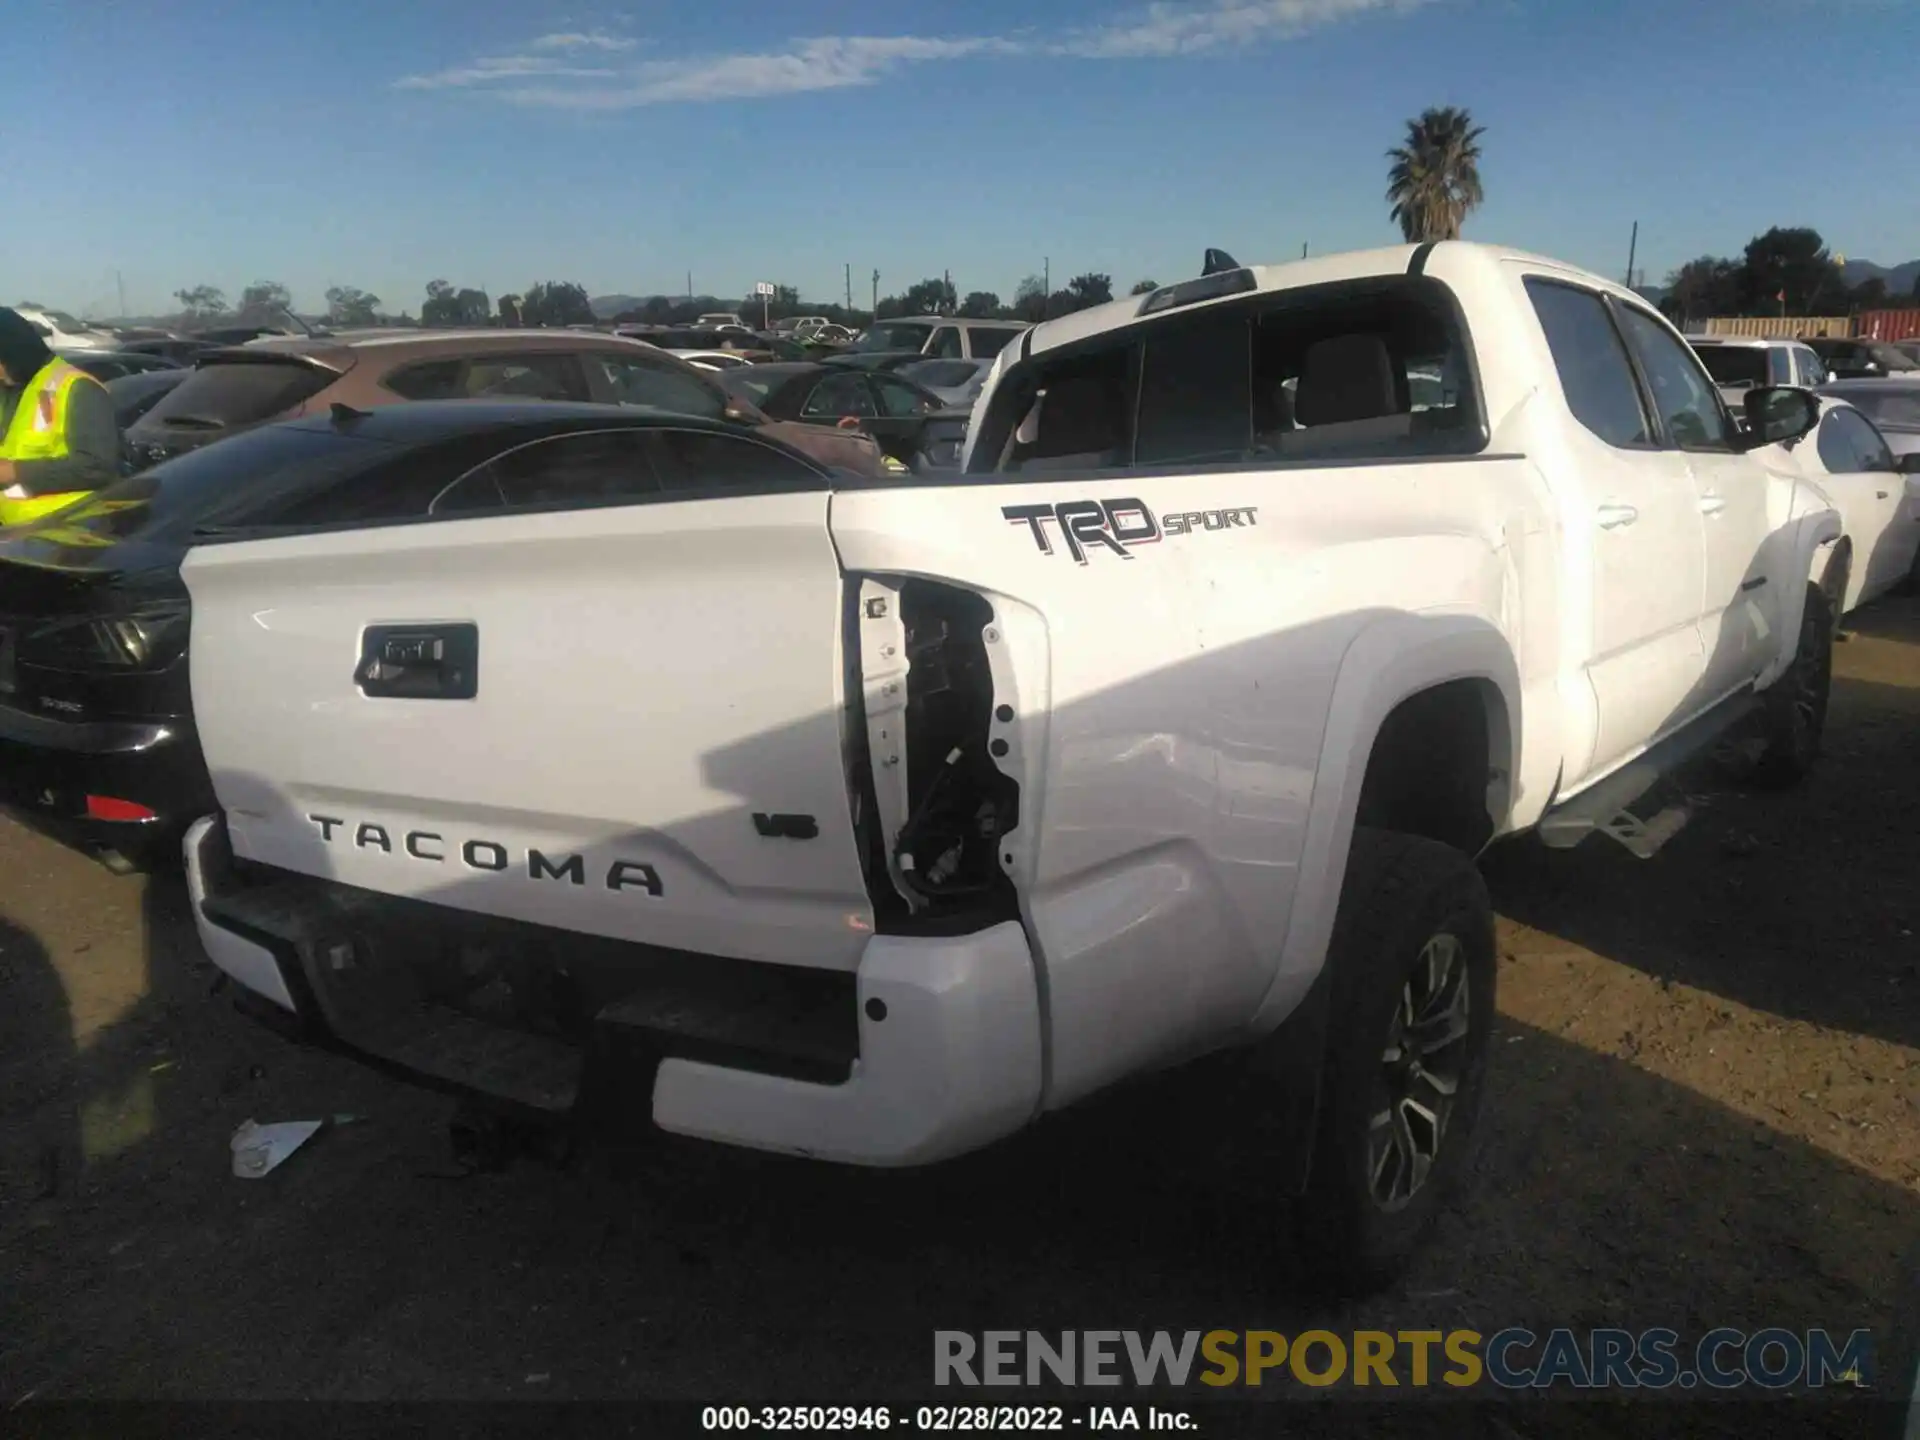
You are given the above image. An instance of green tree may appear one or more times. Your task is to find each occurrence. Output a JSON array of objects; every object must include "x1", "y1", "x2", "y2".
[
  {"x1": 423, "y1": 279, "x2": 492, "y2": 327},
  {"x1": 1739, "y1": 228, "x2": 1844, "y2": 315},
  {"x1": 1129, "y1": 279, "x2": 1160, "y2": 296},
  {"x1": 173, "y1": 285, "x2": 227, "y2": 319},
  {"x1": 1386, "y1": 105, "x2": 1487, "y2": 243},
  {"x1": 498, "y1": 293, "x2": 524, "y2": 326},
  {"x1": 900, "y1": 277, "x2": 957, "y2": 315},
  {"x1": 959, "y1": 290, "x2": 1002, "y2": 318},
  {"x1": 1013, "y1": 274, "x2": 1048, "y2": 324},
  {"x1": 1660, "y1": 257, "x2": 1743, "y2": 325},
  {"x1": 237, "y1": 280, "x2": 291, "y2": 321},
  {"x1": 520, "y1": 281, "x2": 594, "y2": 327},
  {"x1": 1067, "y1": 273, "x2": 1113, "y2": 308},
  {"x1": 325, "y1": 286, "x2": 381, "y2": 326}
]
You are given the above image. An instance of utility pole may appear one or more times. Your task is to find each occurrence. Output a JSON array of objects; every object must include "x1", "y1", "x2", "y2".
[
  {"x1": 871, "y1": 268, "x2": 879, "y2": 318},
  {"x1": 943, "y1": 269, "x2": 951, "y2": 313},
  {"x1": 115, "y1": 270, "x2": 126, "y2": 319},
  {"x1": 686, "y1": 270, "x2": 693, "y2": 302},
  {"x1": 1624, "y1": 221, "x2": 1639, "y2": 289},
  {"x1": 1301, "y1": 242, "x2": 1309, "y2": 260},
  {"x1": 1044, "y1": 257, "x2": 1050, "y2": 296},
  {"x1": 845, "y1": 263, "x2": 852, "y2": 311}
]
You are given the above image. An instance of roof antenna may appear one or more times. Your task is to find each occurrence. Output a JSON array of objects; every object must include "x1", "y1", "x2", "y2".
[
  {"x1": 278, "y1": 305, "x2": 319, "y2": 338},
  {"x1": 1201, "y1": 248, "x2": 1239, "y2": 277},
  {"x1": 329, "y1": 402, "x2": 369, "y2": 424}
]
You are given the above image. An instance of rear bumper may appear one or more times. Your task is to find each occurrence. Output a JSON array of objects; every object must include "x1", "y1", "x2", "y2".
[
  {"x1": 0, "y1": 702, "x2": 211, "y2": 862},
  {"x1": 183, "y1": 816, "x2": 1044, "y2": 1167}
]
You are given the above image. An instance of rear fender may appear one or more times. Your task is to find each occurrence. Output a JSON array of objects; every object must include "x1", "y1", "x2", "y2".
[{"x1": 1248, "y1": 611, "x2": 1520, "y2": 1037}]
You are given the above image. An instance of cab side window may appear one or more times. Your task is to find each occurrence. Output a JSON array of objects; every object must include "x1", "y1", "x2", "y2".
[{"x1": 1524, "y1": 279, "x2": 1653, "y2": 449}]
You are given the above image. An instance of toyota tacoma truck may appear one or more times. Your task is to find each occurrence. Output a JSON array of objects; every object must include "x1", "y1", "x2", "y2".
[{"x1": 175, "y1": 241, "x2": 1844, "y2": 1289}]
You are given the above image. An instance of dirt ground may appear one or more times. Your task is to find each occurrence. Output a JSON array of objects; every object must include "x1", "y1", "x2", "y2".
[{"x1": 2, "y1": 600, "x2": 1917, "y2": 1436}]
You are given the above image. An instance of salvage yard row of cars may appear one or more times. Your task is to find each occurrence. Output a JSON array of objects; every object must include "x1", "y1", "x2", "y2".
[{"x1": 5, "y1": 243, "x2": 1920, "y2": 1294}]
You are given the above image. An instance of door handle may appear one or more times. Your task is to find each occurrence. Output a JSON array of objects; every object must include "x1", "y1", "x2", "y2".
[
  {"x1": 1597, "y1": 503, "x2": 1640, "y2": 529},
  {"x1": 356, "y1": 623, "x2": 479, "y2": 700},
  {"x1": 1876, "y1": 490, "x2": 1889, "y2": 500},
  {"x1": 1698, "y1": 492, "x2": 1727, "y2": 515}
]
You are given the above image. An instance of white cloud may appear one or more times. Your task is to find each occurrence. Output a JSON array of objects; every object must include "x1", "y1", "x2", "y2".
[
  {"x1": 1058, "y1": 0, "x2": 1431, "y2": 58},
  {"x1": 530, "y1": 30, "x2": 638, "y2": 52},
  {"x1": 395, "y1": 0, "x2": 1425, "y2": 108}
]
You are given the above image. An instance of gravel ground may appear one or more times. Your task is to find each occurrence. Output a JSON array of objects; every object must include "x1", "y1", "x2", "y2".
[{"x1": 2, "y1": 598, "x2": 1917, "y2": 1437}]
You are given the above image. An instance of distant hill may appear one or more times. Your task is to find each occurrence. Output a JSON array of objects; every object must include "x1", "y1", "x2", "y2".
[{"x1": 1842, "y1": 258, "x2": 1920, "y2": 298}]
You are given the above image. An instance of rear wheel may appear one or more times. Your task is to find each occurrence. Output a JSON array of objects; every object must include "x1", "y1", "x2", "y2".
[
  {"x1": 1751, "y1": 582, "x2": 1834, "y2": 789},
  {"x1": 1291, "y1": 828, "x2": 1496, "y2": 1295}
]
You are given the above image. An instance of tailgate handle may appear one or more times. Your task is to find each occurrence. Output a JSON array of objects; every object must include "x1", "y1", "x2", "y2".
[{"x1": 356, "y1": 623, "x2": 479, "y2": 700}]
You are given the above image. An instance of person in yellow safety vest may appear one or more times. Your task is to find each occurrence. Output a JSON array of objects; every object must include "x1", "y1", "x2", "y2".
[{"x1": 0, "y1": 306, "x2": 123, "y2": 528}]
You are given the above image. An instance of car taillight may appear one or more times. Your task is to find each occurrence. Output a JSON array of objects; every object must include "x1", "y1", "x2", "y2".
[{"x1": 19, "y1": 601, "x2": 190, "y2": 672}]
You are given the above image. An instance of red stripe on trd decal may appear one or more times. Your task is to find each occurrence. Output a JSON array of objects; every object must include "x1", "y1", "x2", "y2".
[{"x1": 86, "y1": 795, "x2": 156, "y2": 822}]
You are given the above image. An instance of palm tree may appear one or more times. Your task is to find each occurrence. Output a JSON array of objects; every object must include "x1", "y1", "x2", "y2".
[{"x1": 1385, "y1": 106, "x2": 1487, "y2": 243}]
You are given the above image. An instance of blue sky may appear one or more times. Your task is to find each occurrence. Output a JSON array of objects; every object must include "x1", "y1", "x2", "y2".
[{"x1": 7, "y1": 0, "x2": 1916, "y2": 317}]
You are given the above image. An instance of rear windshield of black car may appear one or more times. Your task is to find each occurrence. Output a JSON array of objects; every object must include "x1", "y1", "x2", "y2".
[
  {"x1": 15, "y1": 425, "x2": 395, "y2": 549},
  {"x1": 1693, "y1": 346, "x2": 1768, "y2": 388},
  {"x1": 136, "y1": 357, "x2": 336, "y2": 432}
]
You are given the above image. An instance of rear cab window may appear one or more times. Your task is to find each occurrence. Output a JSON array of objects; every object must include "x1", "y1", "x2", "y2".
[
  {"x1": 963, "y1": 326, "x2": 1021, "y2": 359},
  {"x1": 969, "y1": 274, "x2": 1485, "y2": 474},
  {"x1": 136, "y1": 357, "x2": 336, "y2": 434}
]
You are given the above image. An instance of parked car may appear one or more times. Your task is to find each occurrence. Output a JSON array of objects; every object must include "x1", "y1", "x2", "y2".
[
  {"x1": 849, "y1": 317, "x2": 1027, "y2": 361},
  {"x1": 897, "y1": 357, "x2": 994, "y2": 410},
  {"x1": 1686, "y1": 336, "x2": 1828, "y2": 412},
  {"x1": 174, "y1": 241, "x2": 1839, "y2": 1291},
  {"x1": 118, "y1": 337, "x2": 227, "y2": 366},
  {"x1": 0, "y1": 403, "x2": 864, "y2": 873},
  {"x1": 1769, "y1": 397, "x2": 1920, "y2": 609},
  {"x1": 1892, "y1": 340, "x2": 1920, "y2": 367},
  {"x1": 122, "y1": 329, "x2": 884, "y2": 478},
  {"x1": 1805, "y1": 336, "x2": 1920, "y2": 380},
  {"x1": 104, "y1": 368, "x2": 190, "y2": 429},
  {"x1": 13, "y1": 305, "x2": 118, "y2": 351},
  {"x1": 695, "y1": 312, "x2": 748, "y2": 330},
  {"x1": 716, "y1": 361, "x2": 968, "y2": 469},
  {"x1": 59, "y1": 350, "x2": 183, "y2": 382},
  {"x1": 1817, "y1": 378, "x2": 1920, "y2": 461}
]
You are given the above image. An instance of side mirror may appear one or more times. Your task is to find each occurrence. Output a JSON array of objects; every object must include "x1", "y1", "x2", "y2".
[
  {"x1": 1897, "y1": 452, "x2": 1920, "y2": 475},
  {"x1": 1741, "y1": 386, "x2": 1819, "y2": 448},
  {"x1": 721, "y1": 401, "x2": 757, "y2": 425}
]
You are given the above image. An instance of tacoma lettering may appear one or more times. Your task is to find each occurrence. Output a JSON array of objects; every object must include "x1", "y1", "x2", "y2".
[{"x1": 303, "y1": 814, "x2": 662, "y2": 896}]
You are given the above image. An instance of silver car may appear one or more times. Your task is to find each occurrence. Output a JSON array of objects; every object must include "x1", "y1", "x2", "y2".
[{"x1": 1818, "y1": 378, "x2": 1920, "y2": 463}]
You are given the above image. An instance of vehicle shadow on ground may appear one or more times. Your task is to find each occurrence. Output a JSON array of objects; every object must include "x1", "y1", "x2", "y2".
[
  {"x1": 1483, "y1": 655, "x2": 1920, "y2": 1053},
  {"x1": 5, "y1": 948, "x2": 1919, "y2": 1438}
]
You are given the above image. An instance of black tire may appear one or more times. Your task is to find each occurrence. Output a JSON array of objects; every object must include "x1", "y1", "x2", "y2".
[
  {"x1": 1751, "y1": 581, "x2": 1835, "y2": 790},
  {"x1": 1291, "y1": 827, "x2": 1496, "y2": 1296}
]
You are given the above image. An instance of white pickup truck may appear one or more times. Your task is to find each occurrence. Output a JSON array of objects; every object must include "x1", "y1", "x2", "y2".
[{"x1": 177, "y1": 240, "x2": 1844, "y2": 1289}]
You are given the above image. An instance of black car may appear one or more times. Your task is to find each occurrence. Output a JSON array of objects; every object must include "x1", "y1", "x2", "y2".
[
  {"x1": 61, "y1": 350, "x2": 183, "y2": 382},
  {"x1": 118, "y1": 337, "x2": 226, "y2": 366},
  {"x1": 0, "y1": 402, "x2": 835, "y2": 871},
  {"x1": 1805, "y1": 337, "x2": 1920, "y2": 381},
  {"x1": 715, "y1": 362, "x2": 968, "y2": 469},
  {"x1": 105, "y1": 369, "x2": 191, "y2": 429}
]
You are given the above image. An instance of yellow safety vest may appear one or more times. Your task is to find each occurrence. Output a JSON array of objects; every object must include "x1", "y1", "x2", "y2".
[{"x1": 0, "y1": 358, "x2": 105, "y2": 526}]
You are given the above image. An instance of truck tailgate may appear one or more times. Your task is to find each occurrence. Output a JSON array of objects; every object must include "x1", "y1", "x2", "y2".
[{"x1": 180, "y1": 493, "x2": 875, "y2": 971}]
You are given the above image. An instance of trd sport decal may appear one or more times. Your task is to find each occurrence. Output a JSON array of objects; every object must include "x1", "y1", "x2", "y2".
[{"x1": 1002, "y1": 499, "x2": 1259, "y2": 563}]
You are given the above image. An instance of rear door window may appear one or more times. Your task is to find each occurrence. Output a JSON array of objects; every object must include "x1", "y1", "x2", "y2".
[
  {"x1": 382, "y1": 353, "x2": 590, "y2": 402},
  {"x1": 1817, "y1": 407, "x2": 1895, "y2": 473},
  {"x1": 966, "y1": 327, "x2": 1019, "y2": 359},
  {"x1": 434, "y1": 430, "x2": 659, "y2": 513},
  {"x1": 645, "y1": 429, "x2": 825, "y2": 494},
  {"x1": 801, "y1": 372, "x2": 877, "y2": 420},
  {"x1": 1524, "y1": 280, "x2": 1653, "y2": 449},
  {"x1": 138, "y1": 359, "x2": 335, "y2": 432},
  {"x1": 591, "y1": 355, "x2": 726, "y2": 418},
  {"x1": 927, "y1": 327, "x2": 964, "y2": 359},
  {"x1": 872, "y1": 374, "x2": 937, "y2": 417}
]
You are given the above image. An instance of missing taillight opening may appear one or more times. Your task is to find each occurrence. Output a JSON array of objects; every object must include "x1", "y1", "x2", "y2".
[{"x1": 884, "y1": 580, "x2": 1020, "y2": 915}]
